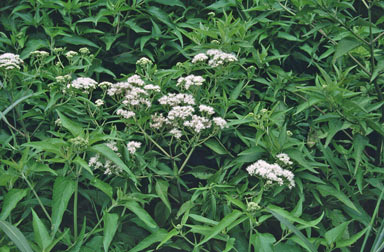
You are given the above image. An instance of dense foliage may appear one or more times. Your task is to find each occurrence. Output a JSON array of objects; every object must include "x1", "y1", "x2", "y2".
[{"x1": 1, "y1": 0, "x2": 384, "y2": 251}]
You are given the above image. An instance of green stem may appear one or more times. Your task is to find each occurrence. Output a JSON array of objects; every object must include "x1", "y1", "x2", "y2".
[
  {"x1": 138, "y1": 124, "x2": 172, "y2": 158},
  {"x1": 22, "y1": 173, "x2": 52, "y2": 222},
  {"x1": 178, "y1": 144, "x2": 196, "y2": 175},
  {"x1": 73, "y1": 175, "x2": 79, "y2": 240}
]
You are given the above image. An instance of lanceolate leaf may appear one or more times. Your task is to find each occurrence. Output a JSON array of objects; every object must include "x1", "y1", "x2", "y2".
[
  {"x1": 0, "y1": 189, "x2": 28, "y2": 220},
  {"x1": 333, "y1": 38, "x2": 362, "y2": 63},
  {"x1": 0, "y1": 220, "x2": 33, "y2": 252},
  {"x1": 103, "y1": 212, "x2": 119, "y2": 252},
  {"x1": 32, "y1": 209, "x2": 52, "y2": 250},
  {"x1": 56, "y1": 110, "x2": 84, "y2": 137},
  {"x1": 51, "y1": 177, "x2": 75, "y2": 236},
  {"x1": 197, "y1": 210, "x2": 243, "y2": 246},
  {"x1": 90, "y1": 144, "x2": 137, "y2": 183},
  {"x1": 123, "y1": 200, "x2": 158, "y2": 230}
]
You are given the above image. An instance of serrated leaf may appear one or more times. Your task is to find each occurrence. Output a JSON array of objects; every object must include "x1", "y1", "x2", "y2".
[
  {"x1": 197, "y1": 210, "x2": 243, "y2": 246},
  {"x1": 0, "y1": 220, "x2": 33, "y2": 252},
  {"x1": 56, "y1": 110, "x2": 84, "y2": 137},
  {"x1": 51, "y1": 176, "x2": 75, "y2": 236},
  {"x1": 155, "y1": 179, "x2": 171, "y2": 213},
  {"x1": 336, "y1": 226, "x2": 368, "y2": 248},
  {"x1": 316, "y1": 185, "x2": 359, "y2": 212},
  {"x1": 324, "y1": 221, "x2": 350, "y2": 245},
  {"x1": 103, "y1": 212, "x2": 119, "y2": 252},
  {"x1": 90, "y1": 177, "x2": 113, "y2": 199},
  {"x1": 128, "y1": 229, "x2": 168, "y2": 252},
  {"x1": 204, "y1": 139, "x2": 227, "y2": 155},
  {"x1": 0, "y1": 189, "x2": 28, "y2": 220},
  {"x1": 90, "y1": 144, "x2": 137, "y2": 183},
  {"x1": 123, "y1": 200, "x2": 158, "y2": 230},
  {"x1": 32, "y1": 210, "x2": 52, "y2": 250},
  {"x1": 333, "y1": 38, "x2": 362, "y2": 62},
  {"x1": 267, "y1": 208, "x2": 317, "y2": 252}
]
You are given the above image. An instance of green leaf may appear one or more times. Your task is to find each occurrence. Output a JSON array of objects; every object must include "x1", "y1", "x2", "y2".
[
  {"x1": 73, "y1": 156, "x2": 93, "y2": 175},
  {"x1": 103, "y1": 212, "x2": 119, "y2": 252},
  {"x1": 316, "y1": 185, "x2": 359, "y2": 212},
  {"x1": 0, "y1": 220, "x2": 33, "y2": 252},
  {"x1": 204, "y1": 139, "x2": 228, "y2": 155},
  {"x1": 156, "y1": 228, "x2": 179, "y2": 249},
  {"x1": 333, "y1": 38, "x2": 362, "y2": 62},
  {"x1": 336, "y1": 226, "x2": 368, "y2": 248},
  {"x1": 128, "y1": 229, "x2": 168, "y2": 252},
  {"x1": 32, "y1": 209, "x2": 52, "y2": 250},
  {"x1": 59, "y1": 35, "x2": 99, "y2": 48},
  {"x1": 366, "y1": 119, "x2": 384, "y2": 138},
  {"x1": 206, "y1": 0, "x2": 237, "y2": 10},
  {"x1": 148, "y1": 0, "x2": 185, "y2": 8},
  {"x1": 90, "y1": 144, "x2": 137, "y2": 183},
  {"x1": 90, "y1": 177, "x2": 113, "y2": 199},
  {"x1": 324, "y1": 221, "x2": 350, "y2": 245},
  {"x1": 189, "y1": 214, "x2": 218, "y2": 226},
  {"x1": 267, "y1": 209, "x2": 317, "y2": 252},
  {"x1": 155, "y1": 179, "x2": 171, "y2": 213},
  {"x1": 253, "y1": 232, "x2": 276, "y2": 252},
  {"x1": 51, "y1": 176, "x2": 75, "y2": 236},
  {"x1": 56, "y1": 110, "x2": 84, "y2": 137},
  {"x1": 125, "y1": 20, "x2": 150, "y2": 33},
  {"x1": 353, "y1": 134, "x2": 369, "y2": 176},
  {"x1": 277, "y1": 31, "x2": 302, "y2": 41},
  {"x1": 123, "y1": 200, "x2": 158, "y2": 230},
  {"x1": 197, "y1": 210, "x2": 243, "y2": 246},
  {"x1": 0, "y1": 189, "x2": 28, "y2": 220},
  {"x1": 267, "y1": 205, "x2": 319, "y2": 227}
]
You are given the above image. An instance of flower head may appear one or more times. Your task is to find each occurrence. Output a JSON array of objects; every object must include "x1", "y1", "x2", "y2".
[
  {"x1": 0, "y1": 53, "x2": 23, "y2": 70},
  {"x1": 127, "y1": 141, "x2": 141, "y2": 154}
]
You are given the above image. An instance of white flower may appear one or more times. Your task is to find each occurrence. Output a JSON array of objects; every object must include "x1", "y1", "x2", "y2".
[
  {"x1": 95, "y1": 99, "x2": 104, "y2": 106},
  {"x1": 213, "y1": 117, "x2": 227, "y2": 129},
  {"x1": 144, "y1": 84, "x2": 160, "y2": 92},
  {"x1": 205, "y1": 49, "x2": 237, "y2": 67},
  {"x1": 136, "y1": 57, "x2": 153, "y2": 67},
  {"x1": 276, "y1": 153, "x2": 293, "y2": 166},
  {"x1": 158, "y1": 93, "x2": 195, "y2": 106},
  {"x1": 177, "y1": 75, "x2": 205, "y2": 90},
  {"x1": 65, "y1": 51, "x2": 78, "y2": 59},
  {"x1": 79, "y1": 47, "x2": 90, "y2": 54},
  {"x1": 183, "y1": 115, "x2": 211, "y2": 133},
  {"x1": 192, "y1": 53, "x2": 208, "y2": 64},
  {"x1": 0, "y1": 53, "x2": 23, "y2": 70},
  {"x1": 30, "y1": 50, "x2": 49, "y2": 57},
  {"x1": 246, "y1": 160, "x2": 295, "y2": 189},
  {"x1": 99, "y1": 81, "x2": 112, "y2": 88},
  {"x1": 167, "y1": 106, "x2": 195, "y2": 120},
  {"x1": 127, "y1": 141, "x2": 141, "y2": 154},
  {"x1": 170, "y1": 128, "x2": 182, "y2": 139},
  {"x1": 67, "y1": 77, "x2": 97, "y2": 92},
  {"x1": 106, "y1": 141, "x2": 119, "y2": 152},
  {"x1": 199, "y1": 104, "x2": 215, "y2": 115},
  {"x1": 116, "y1": 109, "x2": 135, "y2": 119},
  {"x1": 150, "y1": 113, "x2": 167, "y2": 129}
]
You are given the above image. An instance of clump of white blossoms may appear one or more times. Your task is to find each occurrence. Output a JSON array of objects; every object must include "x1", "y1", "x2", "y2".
[
  {"x1": 107, "y1": 75, "x2": 160, "y2": 117},
  {"x1": 158, "y1": 93, "x2": 195, "y2": 106},
  {"x1": 246, "y1": 159, "x2": 295, "y2": 189},
  {"x1": 177, "y1": 74, "x2": 205, "y2": 90},
  {"x1": 30, "y1": 50, "x2": 49, "y2": 58},
  {"x1": 67, "y1": 77, "x2": 98, "y2": 93},
  {"x1": 116, "y1": 109, "x2": 135, "y2": 119},
  {"x1": 65, "y1": 50, "x2": 78, "y2": 59},
  {"x1": 95, "y1": 99, "x2": 104, "y2": 106},
  {"x1": 191, "y1": 49, "x2": 237, "y2": 68},
  {"x1": 127, "y1": 141, "x2": 141, "y2": 154},
  {"x1": 136, "y1": 57, "x2": 153, "y2": 67},
  {"x1": 276, "y1": 153, "x2": 293, "y2": 166},
  {"x1": 0, "y1": 53, "x2": 23, "y2": 70},
  {"x1": 89, "y1": 141, "x2": 123, "y2": 176}
]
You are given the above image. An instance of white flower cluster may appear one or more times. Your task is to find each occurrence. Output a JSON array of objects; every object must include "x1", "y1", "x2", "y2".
[
  {"x1": 158, "y1": 93, "x2": 195, "y2": 106},
  {"x1": 276, "y1": 153, "x2": 293, "y2": 166},
  {"x1": 127, "y1": 141, "x2": 141, "y2": 154},
  {"x1": 136, "y1": 57, "x2": 153, "y2": 67},
  {"x1": 67, "y1": 77, "x2": 98, "y2": 93},
  {"x1": 108, "y1": 74, "x2": 159, "y2": 107},
  {"x1": 116, "y1": 109, "x2": 135, "y2": 119},
  {"x1": 191, "y1": 49, "x2": 237, "y2": 67},
  {"x1": 0, "y1": 53, "x2": 23, "y2": 70},
  {"x1": 177, "y1": 75, "x2": 205, "y2": 90},
  {"x1": 150, "y1": 96, "x2": 227, "y2": 138},
  {"x1": 95, "y1": 99, "x2": 104, "y2": 106},
  {"x1": 246, "y1": 160, "x2": 295, "y2": 189},
  {"x1": 30, "y1": 50, "x2": 49, "y2": 57},
  {"x1": 88, "y1": 141, "x2": 123, "y2": 176}
]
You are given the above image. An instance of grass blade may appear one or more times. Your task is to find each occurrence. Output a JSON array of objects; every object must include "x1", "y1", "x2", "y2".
[{"x1": 0, "y1": 220, "x2": 33, "y2": 252}]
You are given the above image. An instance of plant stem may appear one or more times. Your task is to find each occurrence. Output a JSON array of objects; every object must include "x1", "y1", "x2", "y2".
[
  {"x1": 73, "y1": 175, "x2": 79, "y2": 240},
  {"x1": 22, "y1": 173, "x2": 52, "y2": 222},
  {"x1": 138, "y1": 124, "x2": 172, "y2": 158}
]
